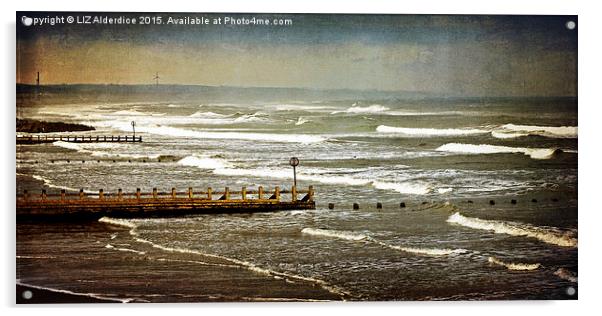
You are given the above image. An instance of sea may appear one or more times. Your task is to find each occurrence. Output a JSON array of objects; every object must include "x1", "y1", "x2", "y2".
[{"x1": 16, "y1": 85, "x2": 578, "y2": 302}]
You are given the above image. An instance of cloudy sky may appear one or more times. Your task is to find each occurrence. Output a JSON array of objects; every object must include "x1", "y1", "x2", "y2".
[{"x1": 17, "y1": 13, "x2": 577, "y2": 96}]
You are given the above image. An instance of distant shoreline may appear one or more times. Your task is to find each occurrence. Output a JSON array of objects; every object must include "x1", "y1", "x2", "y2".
[{"x1": 16, "y1": 118, "x2": 95, "y2": 133}]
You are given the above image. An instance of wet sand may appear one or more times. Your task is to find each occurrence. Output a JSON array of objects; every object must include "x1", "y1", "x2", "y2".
[{"x1": 16, "y1": 221, "x2": 342, "y2": 303}]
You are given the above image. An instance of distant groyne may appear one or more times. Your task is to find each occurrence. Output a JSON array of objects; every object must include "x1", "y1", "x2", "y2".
[{"x1": 17, "y1": 135, "x2": 142, "y2": 144}]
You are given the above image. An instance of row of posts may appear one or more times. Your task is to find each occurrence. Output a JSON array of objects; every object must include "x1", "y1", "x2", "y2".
[
  {"x1": 20, "y1": 185, "x2": 311, "y2": 202},
  {"x1": 17, "y1": 135, "x2": 142, "y2": 142}
]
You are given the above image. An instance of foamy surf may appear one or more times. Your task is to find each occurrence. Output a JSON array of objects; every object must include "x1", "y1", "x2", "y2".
[
  {"x1": 302, "y1": 228, "x2": 466, "y2": 256},
  {"x1": 447, "y1": 212, "x2": 577, "y2": 247},
  {"x1": 331, "y1": 104, "x2": 389, "y2": 114},
  {"x1": 114, "y1": 125, "x2": 326, "y2": 144},
  {"x1": 376, "y1": 125, "x2": 489, "y2": 137},
  {"x1": 178, "y1": 155, "x2": 434, "y2": 195},
  {"x1": 98, "y1": 217, "x2": 353, "y2": 299},
  {"x1": 554, "y1": 268, "x2": 578, "y2": 283},
  {"x1": 497, "y1": 124, "x2": 577, "y2": 139},
  {"x1": 53, "y1": 141, "x2": 161, "y2": 159},
  {"x1": 488, "y1": 257, "x2": 541, "y2": 271},
  {"x1": 436, "y1": 143, "x2": 559, "y2": 159}
]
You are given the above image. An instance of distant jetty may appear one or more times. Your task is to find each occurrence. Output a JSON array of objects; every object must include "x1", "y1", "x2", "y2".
[
  {"x1": 17, "y1": 134, "x2": 142, "y2": 144},
  {"x1": 17, "y1": 118, "x2": 95, "y2": 133},
  {"x1": 17, "y1": 185, "x2": 315, "y2": 220}
]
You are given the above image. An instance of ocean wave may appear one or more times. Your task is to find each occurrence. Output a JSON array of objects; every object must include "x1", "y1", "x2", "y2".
[
  {"x1": 554, "y1": 268, "x2": 578, "y2": 283},
  {"x1": 487, "y1": 256, "x2": 541, "y2": 271},
  {"x1": 446, "y1": 212, "x2": 577, "y2": 247},
  {"x1": 30, "y1": 174, "x2": 95, "y2": 193},
  {"x1": 53, "y1": 141, "x2": 161, "y2": 159},
  {"x1": 295, "y1": 117, "x2": 310, "y2": 126},
  {"x1": 188, "y1": 111, "x2": 231, "y2": 118},
  {"x1": 331, "y1": 104, "x2": 389, "y2": 114},
  {"x1": 436, "y1": 143, "x2": 560, "y2": 160},
  {"x1": 301, "y1": 228, "x2": 466, "y2": 256},
  {"x1": 105, "y1": 244, "x2": 146, "y2": 255},
  {"x1": 497, "y1": 124, "x2": 577, "y2": 139},
  {"x1": 376, "y1": 125, "x2": 489, "y2": 137},
  {"x1": 98, "y1": 217, "x2": 352, "y2": 299},
  {"x1": 178, "y1": 155, "x2": 433, "y2": 195},
  {"x1": 113, "y1": 109, "x2": 166, "y2": 117},
  {"x1": 112, "y1": 124, "x2": 326, "y2": 143}
]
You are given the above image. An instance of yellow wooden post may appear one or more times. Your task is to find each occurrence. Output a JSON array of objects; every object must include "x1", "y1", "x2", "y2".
[
  {"x1": 291, "y1": 185, "x2": 297, "y2": 202},
  {"x1": 136, "y1": 188, "x2": 141, "y2": 200},
  {"x1": 207, "y1": 187, "x2": 212, "y2": 200},
  {"x1": 171, "y1": 187, "x2": 176, "y2": 199},
  {"x1": 79, "y1": 189, "x2": 85, "y2": 200},
  {"x1": 118, "y1": 188, "x2": 122, "y2": 200},
  {"x1": 241, "y1": 186, "x2": 246, "y2": 200},
  {"x1": 188, "y1": 187, "x2": 193, "y2": 199},
  {"x1": 308, "y1": 185, "x2": 314, "y2": 202},
  {"x1": 274, "y1": 186, "x2": 280, "y2": 201},
  {"x1": 99, "y1": 189, "x2": 104, "y2": 200},
  {"x1": 225, "y1": 187, "x2": 230, "y2": 200},
  {"x1": 60, "y1": 189, "x2": 66, "y2": 201},
  {"x1": 152, "y1": 188, "x2": 158, "y2": 199},
  {"x1": 258, "y1": 186, "x2": 264, "y2": 200}
]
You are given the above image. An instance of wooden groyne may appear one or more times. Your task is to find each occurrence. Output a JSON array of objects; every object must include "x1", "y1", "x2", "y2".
[
  {"x1": 17, "y1": 185, "x2": 314, "y2": 220},
  {"x1": 17, "y1": 135, "x2": 142, "y2": 144}
]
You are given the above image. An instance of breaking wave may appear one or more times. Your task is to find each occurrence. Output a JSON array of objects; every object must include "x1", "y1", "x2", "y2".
[
  {"x1": 376, "y1": 125, "x2": 489, "y2": 137},
  {"x1": 488, "y1": 257, "x2": 541, "y2": 271},
  {"x1": 493, "y1": 124, "x2": 577, "y2": 139},
  {"x1": 447, "y1": 212, "x2": 577, "y2": 247},
  {"x1": 436, "y1": 143, "x2": 560, "y2": 160},
  {"x1": 111, "y1": 124, "x2": 326, "y2": 143},
  {"x1": 301, "y1": 228, "x2": 466, "y2": 256},
  {"x1": 331, "y1": 104, "x2": 389, "y2": 114},
  {"x1": 178, "y1": 155, "x2": 433, "y2": 195}
]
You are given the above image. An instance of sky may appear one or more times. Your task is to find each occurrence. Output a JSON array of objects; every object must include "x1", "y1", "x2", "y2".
[{"x1": 16, "y1": 13, "x2": 577, "y2": 96}]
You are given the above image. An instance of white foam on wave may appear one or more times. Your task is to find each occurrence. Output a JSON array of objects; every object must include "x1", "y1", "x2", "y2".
[
  {"x1": 98, "y1": 217, "x2": 352, "y2": 299},
  {"x1": 436, "y1": 143, "x2": 559, "y2": 160},
  {"x1": 372, "y1": 181, "x2": 433, "y2": 195},
  {"x1": 295, "y1": 117, "x2": 310, "y2": 126},
  {"x1": 376, "y1": 125, "x2": 489, "y2": 137},
  {"x1": 331, "y1": 104, "x2": 389, "y2": 114},
  {"x1": 488, "y1": 257, "x2": 541, "y2": 271},
  {"x1": 301, "y1": 228, "x2": 466, "y2": 256},
  {"x1": 554, "y1": 268, "x2": 578, "y2": 283},
  {"x1": 498, "y1": 124, "x2": 577, "y2": 139},
  {"x1": 30, "y1": 174, "x2": 96, "y2": 193},
  {"x1": 113, "y1": 109, "x2": 166, "y2": 117},
  {"x1": 178, "y1": 155, "x2": 433, "y2": 195},
  {"x1": 113, "y1": 124, "x2": 326, "y2": 144},
  {"x1": 188, "y1": 111, "x2": 230, "y2": 118},
  {"x1": 447, "y1": 212, "x2": 577, "y2": 247},
  {"x1": 105, "y1": 244, "x2": 146, "y2": 255},
  {"x1": 53, "y1": 141, "x2": 161, "y2": 159},
  {"x1": 301, "y1": 228, "x2": 373, "y2": 241},
  {"x1": 178, "y1": 156, "x2": 234, "y2": 170}
]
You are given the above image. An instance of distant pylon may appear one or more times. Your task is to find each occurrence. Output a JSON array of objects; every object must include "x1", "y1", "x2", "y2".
[
  {"x1": 36, "y1": 72, "x2": 40, "y2": 87},
  {"x1": 153, "y1": 72, "x2": 160, "y2": 86}
]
